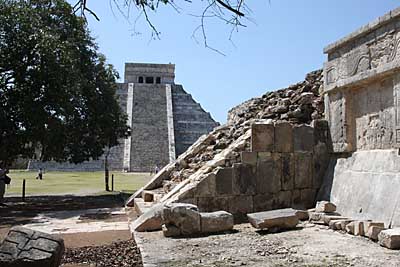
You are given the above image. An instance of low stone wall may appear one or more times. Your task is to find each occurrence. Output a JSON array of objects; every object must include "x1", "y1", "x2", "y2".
[{"x1": 161, "y1": 121, "x2": 330, "y2": 221}]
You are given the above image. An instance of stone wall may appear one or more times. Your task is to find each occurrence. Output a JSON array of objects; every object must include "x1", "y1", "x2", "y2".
[
  {"x1": 324, "y1": 7, "x2": 400, "y2": 153},
  {"x1": 321, "y1": 7, "x2": 400, "y2": 227}
]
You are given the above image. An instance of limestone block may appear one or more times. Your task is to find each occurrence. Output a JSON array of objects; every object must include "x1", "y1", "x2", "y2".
[
  {"x1": 276, "y1": 191, "x2": 292, "y2": 209},
  {"x1": 295, "y1": 210, "x2": 309, "y2": 221},
  {"x1": 312, "y1": 120, "x2": 330, "y2": 145},
  {"x1": 293, "y1": 125, "x2": 314, "y2": 152},
  {"x1": 162, "y1": 203, "x2": 201, "y2": 236},
  {"x1": 142, "y1": 190, "x2": 154, "y2": 202},
  {"x1": 228, "y1": 195, "x2": 253, "y2": 217},
  {"x1": 131, "y1": 203, "x2": 164, "y2": 232},
  {"x1": 0, "y1": 226, "x2": 64, "y2": 267},
  {"x1": 368, "y1": 226, "x2": 385, "y2": 241},
  {"x1": 340, "y1": 220, "x2": 354, "y2": 231},
  {"x1": 241, "y1": 151, "x2": 258, "y2": 165},
  {"x1": 315, "y1": 201, "x2": 337, "y2": 213},
  {"x1": 247, "y1": 208, "x2": 299, "y2": 230},
  {"x1": 354, "y1": 221, "x2": 369, "y2": 236},
  {"x1": 215, "y1": 167, "x2": 233, "y2": 195},
  {"x1": 364, "y1": 222, "x2": 385, "y2": 237},
  {"x1": 294, "y1": 152, "x2": 313, "y2": 189},
  {"x1": 233, "y1": 163, "x2": 256, "y2": 195},
  {"x1": 197, "y1": 197, "x2": 229, "y2": 212},
  {"x1": 345, "y1": 222, "x2": 355, "y2": 234},
  {"x1": 162, "y1": 224, "x2": 181, "y2": 237},
  {"x1": 194, "y1": 173, "x2": 216, "y2": 197},
  {"x1": 200, "y1": 211, "x2": 234, "y2": 233},
  {"x1": 291, "y1": 190, "x2": 301, "y2": 208},
  {"x1": 251, "y1": 123, "x2": 274, "y2": 152},
  {"x1": 378, "y1": 229, "x2": 400, "y2": 249},
  {"x1": 274, "y1": 122, "x2": 293, "y2": 152},
  {"x1": 281, "y1": 153, "x2": 295, "y2": 191},
  {"x1": 253, "y1": 194, "x2": 274, "y2": 212},
  {"x1": 300, "y1": 188, "x2": 316, "y2": 209},
  {"x1": 256, "y1": 155, "x2": 281, "y2": 194},
  {"x1": 329, "y1": 219, "x2": 345, "y2": 230},
  {"x1": 323, "y1": 215, "x2": 349, "y2": 225}
]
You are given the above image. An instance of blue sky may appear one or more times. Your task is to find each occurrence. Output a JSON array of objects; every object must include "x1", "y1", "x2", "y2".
[{"x1": 73, "y1": 1, "x2": 399, "y2": 123}]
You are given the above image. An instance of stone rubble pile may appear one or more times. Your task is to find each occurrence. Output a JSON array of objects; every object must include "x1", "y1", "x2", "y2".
[
  {"x1": 127, "y1": 70, "x2": 324, "y2": 206},
  {"x1": 308, "y1": 201, "x2": 400, "y2": 250}
]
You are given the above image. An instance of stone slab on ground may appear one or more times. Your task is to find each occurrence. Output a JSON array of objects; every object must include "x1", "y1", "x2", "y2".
[
  {"x1": 130, "y1": 203, "x2": 164, "y2": 232},
  {"x1": 0, "y1": 226, "x2": 64, "y2": 267},
  {"x1": 133, "y1": 223, "x2": 400, "y2": 267},
  {"x1": 200, "y1": 211, "x2": 234, "y2": 233},
  {"x1": 247, "y1": 208, "x2": 299, "y2": 230},
  {"x1": 378, "y1": 229, "x2": 400, "y2": 249}
]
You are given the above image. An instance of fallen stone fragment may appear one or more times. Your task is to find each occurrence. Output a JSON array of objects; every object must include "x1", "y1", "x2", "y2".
[
  {"x1": 368, "y1": 226, "x2": 385, "y2": 241},
  {"x1": 378, "y1": 229, "x2": 400, "y2": 249},
  {"x1": 315, "y1": 201, "x2": 336, "y2": 213},
  {"x1": 131, "y1": 203, "x2": 164, "y2": 232},
  {"x1": 363, "y1": 222, "x2": 385, "y2": 237},
  {"x1": 322, "y1": 215, "x2": 347, "y2": 225},
  {"x1": 162, "y1": 203, "x2": 201, "y2": 236},
  {"x1": 345, "y1": 222, "x2": 355, "y2": 235},
  {"x1": 295, "y1": 210, "x2": 309, "y2": 221},
  {"x1": 200, "y1": 211, "x2": 234, "y2": 233},
  {"x1": 162, "y1": 224, "x2": 181, "y2": 237},
  {"x1": 247, "y1": 208, "x2": 299, "y2": 231},
  {"x1": 0, "y1": 226, "x2": 64, "y2": 267},
  {"x1": 142, "y1": 190, "x2": 154, "y2": 202}
]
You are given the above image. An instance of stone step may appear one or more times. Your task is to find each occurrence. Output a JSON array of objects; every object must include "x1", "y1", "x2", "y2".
[{"x1": 134, "y1": 198, "x2": 155, "y2": 216}]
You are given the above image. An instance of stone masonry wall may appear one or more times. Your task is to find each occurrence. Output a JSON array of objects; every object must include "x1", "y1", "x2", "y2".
[{"x1": 167, "y1": 121, "x2": 330, "y2": 221}]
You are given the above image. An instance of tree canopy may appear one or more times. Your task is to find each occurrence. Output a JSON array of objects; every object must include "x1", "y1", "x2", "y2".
[{"x1": 0, "y1": 0, "x2": 129, "y2": 167}]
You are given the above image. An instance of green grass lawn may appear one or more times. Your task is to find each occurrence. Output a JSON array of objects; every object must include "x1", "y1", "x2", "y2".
[{"x1": 5, "y1": 170, "x2": 151, "y2": 197}]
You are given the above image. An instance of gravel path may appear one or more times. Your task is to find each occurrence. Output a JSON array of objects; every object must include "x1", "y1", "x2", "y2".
[{"x1": 62, "y1": 239, "x2": 143, "y2": 267}]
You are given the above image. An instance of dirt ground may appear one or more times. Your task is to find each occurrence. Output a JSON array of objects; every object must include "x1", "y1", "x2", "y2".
[{"x1": 135, "y1": 222, "x2": 400, "y2": 267}]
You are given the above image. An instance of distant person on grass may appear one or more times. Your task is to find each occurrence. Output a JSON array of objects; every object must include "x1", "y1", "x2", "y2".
[
  {"x1": 0, "y1": 167, "x2": 11, "y2": 206},
  {"x1": 36, "y1": 168, "x2": 43, "y2": 180}
]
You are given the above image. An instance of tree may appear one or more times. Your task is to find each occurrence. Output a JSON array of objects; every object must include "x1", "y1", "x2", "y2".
[
  {"x1": 74, "y1": 0, "x2": 253, "y2": 54},
  {"x1": 0, "y1": 0, "x2": 129, "y2": 168}
]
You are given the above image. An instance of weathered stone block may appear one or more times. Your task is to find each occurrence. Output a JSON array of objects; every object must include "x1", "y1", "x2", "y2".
[
  {"x1": 233, "y1": 163, "x2": 256, "y2": 195},
  {"x1": 281, "y1": 153, "x2": 295, "y2": 191},
  {"x1": 162, "y1": 224, "x2": 181, "y2": 237},
  {"x1": 368, "y1": 226, "x2": 385, "y2": 241},
  {"x1": 354, "y1": 221, "x2": 368, "y2": 236},
  {"x1": 345, "y1": 222, "x2": 355, "y2": 234},
  {"x1": 200, "y1": 211, "x2": 234, "y2": 233},
  {"x1": 228, "y1": 195, "x2": 253, "y2": 216},
  {"x1": 291, "y1": 189, "x2": 301, "y2": 208},
  {"x1": 247, "y1": 208, "x2": 299, "y2": 230},
  {"x1": 197, "y1": 197, "x2": 229, "y2": 212},
  {"x1": 162, "y1": 203, "x2": 201, "y2": 236},
  {"x1": 256, "y1": 155, "x2": 281, "y2": 194},
  {"x1": 378, "y1": 229, "x2": 400, "y2": 249},
  {"x1": 142, "y1": 190, "x2": 154, "y2": 202},
  {"x1": 315, "y1": 201, "x2": 337, "y2": 213},
  {"x1": 131, "y1": 203, "x2": 164, "y2": 232},
  {"x1": 293, "y1": 125, "x2": 314, "y2": 152},
  {"x1": 194, "y1": 173, "x2": 216, "y2": 197},
  {"x1": 251, "y1": 123, "x2": 274, "y2": 152},
  {"x1": 300, "y1": 188, "x2": 316, "y2": 209},
  {"x1": 0, "y1": 226, "x2": 64, "y2": 267},
  {"x1": 241, "y1": 151, "x2": 258, "y2": 165},
  {"x1": 312, "y1": 119, "x2": 330, "y2": 145},
  {"x1": 323, "y1": 215, "x2": 349, "y2": 225},
  {"x1": 277, "y1": 191, "x2": 292, "y2": 209},
  {"x1": 253, "y1": 194, "x2": 274, "y2": 212},
  {"x1": 294, "y1": 152, "x2": 313, "y2": 189},
  {"x1": 274, "y1": 122, "x2": 293, "y2": 152},
  {"x1": 215, "y1": 167, "x2": 233, "y2": 195},
  {"x1": 364, "y1": 222, "x2": 385, "y2": 237},
  {"x1": 295, "y1": 210, "x2": 309, "y2": 221}
]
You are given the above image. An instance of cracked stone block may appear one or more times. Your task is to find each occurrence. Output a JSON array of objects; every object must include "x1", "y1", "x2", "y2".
[
  {"x1": 293, "y1": 125, "x2": 314, "y2": 152},
  {"x1": 200, "y1": 211, "x2": 234, "y2": 233},
  {"x1": 315, "y1": 201, "x2": 337, "y2": 213},
  {"x1": 162, "y1": 203, "x2": 201, "y2": 236},
  {"x1": 0, "y1": 226, "x2": 64, "y2": 267},
  {"x1": 378, "y1": 229, "x2": 400, "y2": 249},
  {"x1": 247, "y1": 208, "x2": 299, "y2": 231},
  {"x1": 363, "y1": 222, "x2": 385, "y2": 237}
]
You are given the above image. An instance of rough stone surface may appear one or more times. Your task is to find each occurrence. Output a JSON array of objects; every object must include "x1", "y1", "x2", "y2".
[
  {"x1": 247, "y1": 208, "x2": 299, "y2": 230},
  {"x1": 378, "y1": 229, "x2": 400, "y2": 249},
  {"x1": 315, "y1": 201, "x2": 337, "y2": 213},
  {"x1": 0, "y1": 226, "x2": 64, "y2": 267},
  {"x1": 130, "y1": 203, "x2": 164, "y2": 232},
  {"x1": 368, "y1": 226, "x2": 386, "y2": 241},
  {"x1": 251, "y1": 123, "x2": 274, "y2": 152},
  {"x1": 162, "y1": 203, "x2": 201, "y2": 236},
  {"x1": 200, "y1": 211, "x2": 234, "y2": 233}
]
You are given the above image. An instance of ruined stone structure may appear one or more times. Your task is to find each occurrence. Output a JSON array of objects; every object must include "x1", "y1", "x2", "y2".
[
  {"x1": 321, "y1": 8, "x2": 400, "y2": 228},
  {"x1": 29, "y1": 63, "x2": 219, "y2": 172}
]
